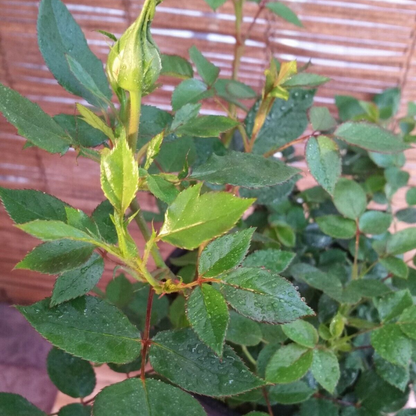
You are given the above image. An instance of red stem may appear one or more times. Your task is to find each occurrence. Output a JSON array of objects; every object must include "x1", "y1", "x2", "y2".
[
  {"x1": 141, "y1": 287, "x2": 154, "y2": 383},
  {"x1": 262, "y1": 387, "x2": 274, "y2": 416}
]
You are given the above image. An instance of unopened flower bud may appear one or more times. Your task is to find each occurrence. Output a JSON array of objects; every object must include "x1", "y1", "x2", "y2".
[{"x1": 107, "y1": 0, "x2": 162, "y2": 94}]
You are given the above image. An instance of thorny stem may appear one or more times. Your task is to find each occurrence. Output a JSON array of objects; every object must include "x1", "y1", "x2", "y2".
[{"x1": 141, "y1": 287, "x2": 154, "y2": 383}]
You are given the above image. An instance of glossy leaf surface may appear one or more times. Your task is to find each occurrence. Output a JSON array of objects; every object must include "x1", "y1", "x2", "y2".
[
  {"x1": 221, "y1": 268, "x2": 314, "y2": 324},
  {"x1": 199, "y1": 229, "x2": 255, "y2": 277},
  {"x1": 47, "y1": 347, "x2": 96, "y2": 397},
  {"x1": 51, "y1": 252, "x2": 104, "y2": 306},
  {"x1": 191, "y1": 151, "x2": 300, "y2": 188},
  {"x1": 93, "y1": 378, "x2": 207, "y2": 416},
  {"x1": 306, "y1": 136, "x2": 341, "y2": 195},
  {"x1": 186, "y1": 284, "x2": 229, "y2": 356},
  {"x1": 159, "y1": 184, "x2": 254, "y2": 250},
  {"x1": 150, "y1": 329, "x2": 264, "y2": 397},
  {"x1": 18, "y1": 296, "x2": 141, "y2": 363},
  {"x1": 0, "y1": 83, "x2": 70, "y2": 154}
]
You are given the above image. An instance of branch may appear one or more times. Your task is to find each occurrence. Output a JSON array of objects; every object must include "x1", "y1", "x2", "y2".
[
  {"x1": 141, "y1": 287, "x2": 154, "y2": 382},
  {"x1": 130, "y1": 197, "x2": 168, "y2": 270}
]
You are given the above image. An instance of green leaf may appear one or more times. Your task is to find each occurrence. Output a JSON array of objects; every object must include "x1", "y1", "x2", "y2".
[
  {"x1": 15, "y1": 240, "x2": 94, "y2": 274},
  {"x1": 316, "y1": 215, "x2": 356, "y2": 239},
  {"x1": 345, "y1": 279, "x2": 390, "y2": 299},
  {"x1": 0, "y1": 188, "x2": 68, "y2": 224},
  {"x1": 176, "y1": 115, "x2": 238, "y2": 137},
  {"x1": 144, "y1": 132, "x2": 164, "y2": 170},
  {"x1": 106, "y1": 274, "x2": 134, "y2": 308},
  {"x1": 266, "y1": 2, "x2": 303, "y2": 27},
  {"x1": 101, "y1": 139, "x2": 139, "y2": 213},
  {"x1": 215, "y1": 79, "x2": 257, "y2": 99},
  {"x1": 92, "y1": 200, "x2": 117, "y2": 244},
  {"x1": 65, "y1": 207, "x2": 99, "y2": 236},
  {"x1": 291, "y1": 263, "x2": 343, "y2": 300},
  {"x1": 107, "y1": 357, "x2": 141, "y2": 374},
  {"x1": 374, "y1": 88, "x2": 401, "y2": 119},
  {"x1": 282, "y1": 320, "x2": 318, "y2": 348},
  {"x1": 161, "y1": 54, "x2": 194, "y2": 79},
  {"x1": 54, "y1": 114, "x2": 108, "y2": 148},
  {"x1": 385, "y1": 167, "x2": 409, "y2": 191},
  {"x1": 93, "y1": 378, "x2": 207, "y2": 416},
  {"x1": 0, "y1": 83, "x2": 70, "y2": 154},
  {"x1": 51, "y1": 252, "x2": 103, "y2": 306},
  {"x1": 203, "y1": 0, "x2": 227, "y2": 10},
  {"x1": 306, "y1": 136, "x2": 341, "y2": 195},
  {"x1": 191, "y1": 151, "x2": 300, "y2": 188},
  {"x1": 396, "y1": 410, "x2": 416, "y2": 416},
  {"x1": 58, "y1": 404, "x2": 91, "y2": 416},
  {"x1": 66, "y1": 56, "x2": 110, "y2": 106},
  {"x1": 150, "y1": 328, "x2": 264, "y2": 396},
  {"x1": 189, "y1": 46, "x2": 220, "y2": 86},
  {"x1": 17, "y1": 296, "x2": 141, "y2": 363},
  {"x1": 155, "y1": 136, "x2": 196, "y2": 172},
  {"x1": 356, "y1": 370, "x2": 409, "y2": 413},
  {"x1": 0, "y1": 393, "x2": 46, "y2": 416},
  {"x1": 300, "y1": 398, "x2": 339, "y2": 416},
  {"x1": 138, "y1": 106, "x2": 173, "y2": 143},
  {"x1": 146, "y1": 175, "x2": 179, "y2": 204},
  {"x1": 379, "y1": 257, "x2": 409, "y2": 279},
  {"x1": 159, "y1": 183, "x2": 255, "y2": 250},
  {"x1": 283, "y1": 73, "x2": 330, "y2": 88},
  {"x1": 268, "y1": 381, "x2": 316, "y2": 405},
  {"x1": 199, "y1": 229, "x2": 254, "y2": 277},
  {"x1": 406, "y1": 188, "x2": 416, "y2": 205},
  {"x1": 221, "y1": 268, "x2": 314, "y2": 324},
  {"x1": 334, "y1": 179, "x2": 367, "y2": 219},
  {"x1": 396, "y1": 208, "x2": 416, "y2": 224},
  {"x1": 172, "y1": 79, "x2": 214, "y2": 111},
  {"x1": 171, "y1": 103, "x2": 200, "y2": 132},
  {"x1": 371, "y1": 324, "x2": 412, "y2": 367},
  {"x1": 359, "y1": 211, "x2": 392, "y2": 235},
  {"x1": 169, "y1": 296, "x2": 189, "y2": 329},
  {"x1": 47, "y1": 347, "x2": 96, "y2": 398},
  {"x1": 243, "y1": 249, "x2": 295, "y2": 274},
  {"x1": 38, "y1": 0, "x2": 111, "y2": 107},
  {"x1": 186, "y1": 284, "x2": 229, "y2": 356},
  {"x1": 309, "y1": 107, "x2": 337, "y2": 131},
  {"x1": 266, "y1": 344, "x2": 313, "y2": 383},
  {"x1": 398, "y1": 305, "x2": 416, "y2": 340},
  {"x1": 226, "y1": 310, "x2": 263, "y2": 347},
  {"x1": 76, "y1": 104, "x2": 114, "y2": 139},
  {"x1": 387, "y1": 228, "x2": 416, "y2": 255},
  {"x1": 246, "y1": 413, "x2": 269, "y2": 416},
  {"x1": 311, "y1": 349, "x2": 340, "y2": 393},
  {"x1": 374, "y1": 353, "x2": 409, "y2": 392},
  {"x1": 240, "y1": 177, "x2": 299, "y2": 206},
  {"x1": 335, "y1": 95, "x2": 364, "y2": 122},
  {"x1": 247, "y1": 89, "x2": 315, "y2": 155},
  {"x1": 335, "y1": 122, "x2": 409, "y2": 153},
  {"x1": 17, "y1": 220, "x2": 99, "y2": 244}
]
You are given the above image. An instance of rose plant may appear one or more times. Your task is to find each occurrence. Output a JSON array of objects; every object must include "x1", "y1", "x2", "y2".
[{"x1": 0, "y1": 0, "x2": 416, "y2": 415}]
